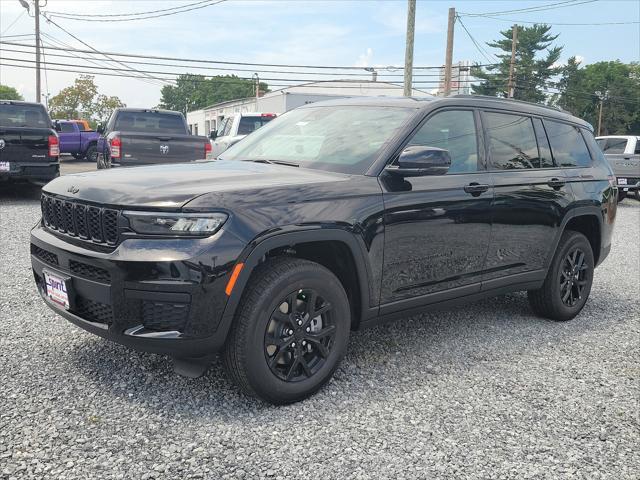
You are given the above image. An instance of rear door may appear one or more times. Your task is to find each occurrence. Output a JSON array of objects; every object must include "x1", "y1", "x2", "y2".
[
  {"x1": 481, "y1": 111, "x2": 572, "y2": 288},
  {"x1": 380, "y1": 108, "x2": 493, "y2": 308}
]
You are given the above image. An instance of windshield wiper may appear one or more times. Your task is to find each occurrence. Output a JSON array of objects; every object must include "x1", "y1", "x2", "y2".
[{"x1": 242, "y1": 159, "x2": 299, "y2": 167}]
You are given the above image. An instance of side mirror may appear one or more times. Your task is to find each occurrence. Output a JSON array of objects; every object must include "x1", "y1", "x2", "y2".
[
  {"x1": 53, "y1": 121, "x2": 61, "y2": 132},
  {"x1": 209, "y1": 131, "x2": 218, "y2": 140},
  {"x1": 96, "y1": 124, "x2": 105, "y2": 134},
  {"x1": 385, "y1": 146, "x2": 451, "y2": 177}
]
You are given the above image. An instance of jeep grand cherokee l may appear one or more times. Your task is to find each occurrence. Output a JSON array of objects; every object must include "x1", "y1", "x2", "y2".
[{"x1": 30, "y1": 96, "x2": 617, "y2": 404}]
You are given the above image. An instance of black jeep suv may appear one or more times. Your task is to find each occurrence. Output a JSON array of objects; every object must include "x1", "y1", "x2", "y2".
[{"x1": 31, "y1": 96, "x2": 617, "y2": 404}]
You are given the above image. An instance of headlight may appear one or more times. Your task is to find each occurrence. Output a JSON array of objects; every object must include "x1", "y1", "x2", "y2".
[{"x1": 123, "y1": 211, "x2": 228, "y2": 236}]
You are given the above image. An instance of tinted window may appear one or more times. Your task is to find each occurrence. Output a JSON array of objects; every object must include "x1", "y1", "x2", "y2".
[
  {"x1": 222, "y1": 106, "x2": 413, "y2": 175},
  {"x1": 484, "y1": 112, "x2": 540, "y2": 169},
  {"x1": 532, "y1": 118, "x2": 554, "y2": 168},
  {"x1": 114, "y1": 111, "x2": 187, "y2": 134},
  {"x1": 0, "y1": 103, "x2": 49, "y2": 128},
  {"x1": 545, "y1": 120, "x2": 592, "y2": 167},
  {"x1": 408, "y1": 110, "x2": 478, "y2": 173},
  {"x1": 600, "y1": 138, "x2": 627, "y2": 154},
  {"x1": 237, "y1": 116, "x2": 274, "y2": 135},
  {"x1": 60, "y1": 122, "x2": 76, "y2": 133}
]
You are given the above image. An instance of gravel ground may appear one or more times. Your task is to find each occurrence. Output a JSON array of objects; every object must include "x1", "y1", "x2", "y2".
[{"x1": 1, "y1": 186, "x2": 638, "y2": 480}]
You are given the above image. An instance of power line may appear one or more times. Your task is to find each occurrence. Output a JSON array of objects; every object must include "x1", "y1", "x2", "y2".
[
  {"x1": 459, "y1": 0, "x2": 598, "y2": 17},
  {"x1": 45, "y1": 0, "x2": 228, "y2": 23},
  {"x1": 0, "y1": 55, "x2": 464, "y2": 85},
  {"x1": 0, "y1": 45, "x2": 457, "y2": 79},
  {"x1": 43, "y1": 16, "x2": 170, "y2": 87},
  {"x1": 460, "y1": 15, "x2": 639, "y2": 26},
  {"x1": 45, "y1": 0, "x2": 216, "y2": 18},
  {"x1": 0, "y1": 10, "x2": 26, "y2": 37},
  {"x1": 455, "y1": 16, "x2": 500, "y2": 65},
  {"x1": 0, "y1": 39, "x2": 486, "y2": 71}
]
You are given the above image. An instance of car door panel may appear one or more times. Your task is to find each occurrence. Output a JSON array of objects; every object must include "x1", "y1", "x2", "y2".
[{"x1": 379, "y1": 108, "x2": 493, "y2": 307}]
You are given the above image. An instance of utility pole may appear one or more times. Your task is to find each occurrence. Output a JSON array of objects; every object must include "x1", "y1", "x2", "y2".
[
  {"x1": 35, "y1": 0, "x2": 41, "y2": 103},
  {"x1": 443, "y1": 7, "x2": 455, "y2": 96},
  {"x1": 597, "y1": 98, "x2": 604, "y2": 135},
  {"x1": 253, "y1": 73, "x2": 259, "y2": 110},
  {"x1": 507, "y1": 24, "x2": 518, "y2": 98},
  {"x1": 403, "y1": 0, "x2": 416, "y2": 97}
]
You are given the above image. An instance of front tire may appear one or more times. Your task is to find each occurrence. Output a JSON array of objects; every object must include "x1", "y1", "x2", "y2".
[
  {"x1": 528, "y1": 230, "x2": 594, "y2": 321},
  {"x1": 85, "y1": 144, "x2": 98, "y2": 162},
  {"x1": 223, "y1": 257, "x2": 350, "y2": 404}
]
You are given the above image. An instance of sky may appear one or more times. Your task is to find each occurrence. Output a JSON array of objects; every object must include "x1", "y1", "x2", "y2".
[{"x1": 0, "y1": 0, "x2": 638, "y2": 107}]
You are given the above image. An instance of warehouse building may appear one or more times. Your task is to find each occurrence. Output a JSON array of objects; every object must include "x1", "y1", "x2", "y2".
[{"x1": 186, "y1": 80, "x2": 431, "y2": 136}]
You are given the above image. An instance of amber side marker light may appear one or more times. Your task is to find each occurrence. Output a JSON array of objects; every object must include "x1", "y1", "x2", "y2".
[{"x1": 225, "y1": 263, "x2": 244, "y2": 296}]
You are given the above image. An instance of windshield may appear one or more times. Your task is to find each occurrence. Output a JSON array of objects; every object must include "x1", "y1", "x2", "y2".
[
  {"x1": 0, "y1": 103, "x2": 50, "y2": 128},
  {"x1": 221, "y1": 106, "x2": 415, "y2": 174},
  {"x1": 114, "y1": 111, "x2": 187, "y2": 134}
]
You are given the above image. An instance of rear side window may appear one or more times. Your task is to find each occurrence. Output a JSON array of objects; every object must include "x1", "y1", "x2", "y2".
[
  {"x1": 408, "y1": 110, "x2": 479, "y2": 173},
  {"x1": 545, "y1": 120, "x2": 592, "y2": 167},
  {"x1": 59, "y1": 122, "x2": 75, "y2": 133},
  {"x1": 237, "y1": 116, "x2": 274, "y2": 135},
  {"x1": 599, "y1": 138, "x2": 628, "y2": 154},
  {"x1": 484, "y1": 112, "x2": 540, "y2": 169},
  {"x1": 114, "y1": 111, "x2": 187, "y2": 134},
  {"x1": 0, "y1": 103, "x2": 49, "y2": 128}
]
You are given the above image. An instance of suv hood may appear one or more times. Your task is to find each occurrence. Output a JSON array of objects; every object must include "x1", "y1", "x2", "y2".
[{"x1": 43, "y1": 160, "x2": 349, "y2": 209}]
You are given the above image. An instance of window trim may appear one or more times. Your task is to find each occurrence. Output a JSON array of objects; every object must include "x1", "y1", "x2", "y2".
[
  {"x1": 386, "y1": 107, "x2": 486, "y2": 176},
  {"x1": 542, "y1": 117, "x2": 594, "y2": 169},
  {"x1": 479, "y1": 109, "x2": 543, "y2": 172}
]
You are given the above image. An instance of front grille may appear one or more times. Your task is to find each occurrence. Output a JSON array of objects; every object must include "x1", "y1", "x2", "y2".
[
  {"x1": 74, "y1": 297, "x2": 113, "y2": 325},
  {"x1": 41, "y1": 194, "x2": 120, "y2": 246},
  {"x1": 142, "y1": 301, "x2": 189, "y2": 331},
  {"x1": 31, "y1": 244, "x2": 58, "y2": 266},
  {"x1": 69, "y1": 260, "x2": 111, "y2": 283}
]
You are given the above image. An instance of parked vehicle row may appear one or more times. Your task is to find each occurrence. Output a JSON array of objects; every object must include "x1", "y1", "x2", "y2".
[{"x1": 30, "y1": 95, "x2": 617, "y2": 404}]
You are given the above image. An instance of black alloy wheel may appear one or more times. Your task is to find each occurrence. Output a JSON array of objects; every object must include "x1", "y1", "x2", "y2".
[
  {"x1": 559, "y1": 247, "x2": 589, "y2": 307},
  {"x1": 264, "y1": 288, "x2": 336, "y2": 382},
  {"x1": 528, "y1": 230, "x2": 594, "y2": 321},
  {"x1": 223, "y1": 257, "x2": 350, "y2": 404}
]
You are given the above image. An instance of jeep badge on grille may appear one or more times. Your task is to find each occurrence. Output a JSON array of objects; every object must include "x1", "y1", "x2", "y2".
[{"x1": 67, "y1": 186, "x2": 79, "y2": 194}]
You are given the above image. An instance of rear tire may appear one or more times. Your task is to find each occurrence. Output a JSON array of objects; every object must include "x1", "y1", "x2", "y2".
[
  {"x1": 528, "y1": 230, "x2": 594, "y2": 321},
  {"x1": 85, "y1": 144, "x2": 98, "y2": 162},
  {"x1": 223, "y1": 257, "x2": 350, "y2": 404}
]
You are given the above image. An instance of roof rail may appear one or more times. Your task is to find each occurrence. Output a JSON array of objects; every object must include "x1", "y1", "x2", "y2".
[{"x1": 449, "y1": 94, "x2": 568, "y2": 114}]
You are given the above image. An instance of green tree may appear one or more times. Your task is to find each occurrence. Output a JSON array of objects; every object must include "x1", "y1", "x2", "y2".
[
  {"x1": 159, "y1": 74, "x2": 269, "y2": 112},
  {"x1": 554, "y1": 60, "x2": 640, "y2": 135},
  {"x1": 48, "y1": 75, "x2": 124, "y2": 124},
  {"x1": 472, "y1": 24, "x2": 562, "y2": 103},
  {"x1": 0, "y1": 84, "x2": 24, "y2": 100}
]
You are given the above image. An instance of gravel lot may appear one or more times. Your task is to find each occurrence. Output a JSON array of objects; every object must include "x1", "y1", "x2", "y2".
[{"x1": 1, "y1": 184, "x2": 638, "y2": 480}]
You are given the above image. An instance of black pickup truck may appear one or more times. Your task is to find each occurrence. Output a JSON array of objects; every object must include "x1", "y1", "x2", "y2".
[
  {"x1": 0, "y1": 100, "x2": 60, "y2": 184},
  {"x1": 96, "y1": 108, "x2": 211, "y2": 169}
]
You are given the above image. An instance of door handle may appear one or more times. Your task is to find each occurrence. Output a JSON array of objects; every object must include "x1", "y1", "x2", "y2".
[
  {"x1": 547, "y1": 178, "x2": 566, "y2": 189},
  {"x1": 464, "y1": 182, "x2": 490, "y2": 196}
]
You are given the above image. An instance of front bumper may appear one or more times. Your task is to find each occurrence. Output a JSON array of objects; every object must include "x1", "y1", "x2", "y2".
[
  {"x1": 30, "y1": 225, "x2": 245, "y2": 357},
  {"x1": 0, "y1": 161, "x2": 59, "y2": 182}
]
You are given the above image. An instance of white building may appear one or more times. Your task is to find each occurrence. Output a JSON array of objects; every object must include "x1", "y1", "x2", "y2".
[{"x1": 186, "y1": 80, "x2": 431, "y2": 136}]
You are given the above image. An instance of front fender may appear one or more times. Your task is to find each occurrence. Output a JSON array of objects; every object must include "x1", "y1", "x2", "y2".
[{"x1": 216, "y1": 228, "x2": 378, "y2": 340}]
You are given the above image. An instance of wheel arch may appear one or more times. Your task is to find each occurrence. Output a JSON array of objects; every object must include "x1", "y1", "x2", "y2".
[
  {"x1": 222, "y1": 229, "x2": 375, "y2": 333},
  {"x1": 554, "y1": 207, "x2": 603, "y2": 267}
]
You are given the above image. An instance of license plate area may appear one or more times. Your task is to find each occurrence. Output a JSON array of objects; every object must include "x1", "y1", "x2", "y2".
[
  {"x1": 44, "y1": 270, "x2": 71, "y2": 310},
  {"x1": 618, "y1": 178, "x2": 628, "y2": 185},
  {"x1": 0, "y1": 162, "x2": 10, "y2": 172}
]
